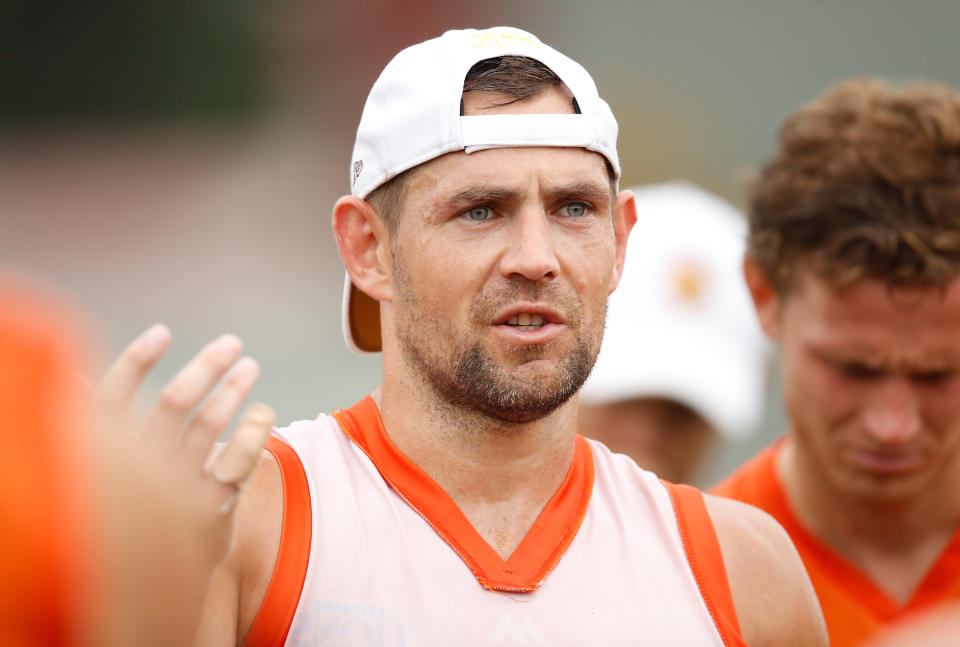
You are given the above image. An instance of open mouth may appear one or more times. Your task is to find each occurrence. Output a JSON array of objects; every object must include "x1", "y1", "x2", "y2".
[{"x1": 505, "y1": 313, "x2": 547, "y2": 331}]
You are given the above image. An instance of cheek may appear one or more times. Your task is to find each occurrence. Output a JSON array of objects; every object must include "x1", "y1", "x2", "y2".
[
  {"x1": 919, "y1": 387, "x2": 960, "y2": 438},
  {"x1": 558, "y1": 222, "x2": 615, "y2": 271},
  {"x1": 398, "y1": 238, "x2": 482, "y2": 302},
  {"x1": 783, "y1": 347, "x2": 857, "y2": 431},
  {"x1": 573, "y1": 243, "x2": 618, "y2": 316}
]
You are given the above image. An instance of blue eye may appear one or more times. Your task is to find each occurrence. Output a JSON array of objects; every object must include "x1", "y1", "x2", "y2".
[
  {"x1": 561, "y1": 203, "x2": 587, "y2": 218},
  {"x1": 465, "y1": 206, "x2": 492, "y2": 221}
]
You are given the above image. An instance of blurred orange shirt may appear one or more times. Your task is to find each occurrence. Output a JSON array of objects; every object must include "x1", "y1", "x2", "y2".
[
  {"x1": 0, "y1": 280, "x2": 92, "y2": 646},
  {"x1": 712, "y1": 440, "x2": 960, "y2": 647}
]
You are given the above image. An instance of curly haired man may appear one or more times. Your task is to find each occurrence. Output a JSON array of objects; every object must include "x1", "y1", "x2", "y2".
[{"x1": 714, "y1": 78, "x2": 960, "y2": 647}]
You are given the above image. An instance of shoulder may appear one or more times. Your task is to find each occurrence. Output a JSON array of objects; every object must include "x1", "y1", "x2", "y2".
[
  {"x1": 703, "y1": 494, "x2": 827, "y2": 647},
  {"x1": 227, "y1": 449, "x2": 285, "y2": 640},
  {"x1": 193, "y1": 448, "x2": 283, "y2": 645}
]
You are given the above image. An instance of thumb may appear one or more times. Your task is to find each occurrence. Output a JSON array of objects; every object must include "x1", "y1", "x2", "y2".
[{"x1": 210, "y1": 403, "x2": 275, "y2": 486}]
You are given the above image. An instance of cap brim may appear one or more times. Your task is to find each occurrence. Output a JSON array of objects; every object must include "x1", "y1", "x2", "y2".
[{"x1": 341, "y1": 272, "x2": 382, "y2": 353}]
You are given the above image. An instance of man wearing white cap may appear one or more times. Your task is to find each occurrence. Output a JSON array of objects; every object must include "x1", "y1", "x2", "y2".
[
  {"x1": 104, "y1": 27, "x2": 824, "y2": 646},
  {"x1": 579, "y1": 181, "x2": 769, "y2": 484}
]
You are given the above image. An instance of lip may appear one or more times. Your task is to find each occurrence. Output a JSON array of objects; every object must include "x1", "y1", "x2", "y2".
[
  {"x1": 491, "y1": 303, "x2": 565, "y2": 345},
  {"x1": 845, "y1": 447, "x2": 924, "y2": 475},
  {"x1": 492, "y1": 321, "x2": 565, "y2": 345},
  {"x1": 493, "y1": 304, "x2": 564, "y2": 326}
]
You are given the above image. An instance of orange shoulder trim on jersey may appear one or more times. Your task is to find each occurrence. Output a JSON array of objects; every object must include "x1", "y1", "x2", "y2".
[
  {"x1": 665, "y1": 482, "x2": 747, "y2": 647},
  {"x1": 242, "y1": 436, "x2": 312, "y2": 647},
  {"x1": 333, "y1": 395, "x2": 594, "y2": 593}
]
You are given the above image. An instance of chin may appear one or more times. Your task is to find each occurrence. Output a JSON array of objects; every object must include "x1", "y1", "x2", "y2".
[
  {"x1": 835, "y1": 469, "x2": 930, "y2": 506},
  {"x1": 454, "y1": 360, "x2": 587, "y2": 425}
]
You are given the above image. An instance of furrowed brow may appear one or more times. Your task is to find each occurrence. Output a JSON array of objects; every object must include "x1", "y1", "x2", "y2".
[
  {"x1": 543, "y1": 181, "x2": 613, "y2": 206},
  {"x1": 441, "y1": 186, "x2": 522, "y2": 211}
]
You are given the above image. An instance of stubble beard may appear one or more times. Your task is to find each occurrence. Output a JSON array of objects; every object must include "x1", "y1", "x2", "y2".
[{"x1": 393, "y1": 257, "x2": 602, "y2": 425}]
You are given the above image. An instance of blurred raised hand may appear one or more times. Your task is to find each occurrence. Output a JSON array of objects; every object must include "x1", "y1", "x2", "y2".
[{"x1": 91, "y1": 324, "x2": 274, "y2": 647}]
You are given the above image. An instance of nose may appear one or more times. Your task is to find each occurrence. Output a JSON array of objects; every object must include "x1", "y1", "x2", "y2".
[
  {"x1": 499, "y1": 209, "x2": 560, "y2": 282},
  {"x1": 862, "y1": 378, "x2": 922, "y2": 445}
]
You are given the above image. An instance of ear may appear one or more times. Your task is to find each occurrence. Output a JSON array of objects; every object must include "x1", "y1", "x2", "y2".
[
  {"x1": 743, "y1": 256, "x2": 782, "y2": 339},
  {"x1": 332, "y1": 196, "x2": 393, "y2": 302},
  {"x1": 608, "y1": 189, "x2": 638, "y2": 294}
]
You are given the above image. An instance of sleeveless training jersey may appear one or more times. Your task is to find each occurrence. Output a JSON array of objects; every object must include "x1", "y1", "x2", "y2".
[
  {"x1": 245, "y1": 396, "x2": 745, "y2": 646},
  {"x1": 713, "y1": 439, "x2": 960, "y2": 647}
]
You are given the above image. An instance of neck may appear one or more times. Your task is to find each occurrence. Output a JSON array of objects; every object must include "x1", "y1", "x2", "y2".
[
  {"x1": 373, "y1": 358, "x2": 579, "y2": 558},
  {"x1": 778, "y1": 436, "x2": 960, "y2": 601},
  {"x1": 375, "y1": 383, "x2": 577, "y2": 505}
]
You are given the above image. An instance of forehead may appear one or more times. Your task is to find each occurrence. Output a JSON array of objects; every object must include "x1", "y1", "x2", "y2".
[
  {"x1": 392, "y1": 84, "x2": 614, "y2": 218},
  {"x1": 786, "y1": 270, "x2": 960, "y2": 361},
  {"x1": 402, "y1": 145, "x2": 612, "y2": 208}
]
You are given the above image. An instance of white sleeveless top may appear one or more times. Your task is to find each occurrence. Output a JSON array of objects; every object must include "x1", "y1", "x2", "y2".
[{"x1": 243, "y1": 396, "x2": 744, "y2": 647}]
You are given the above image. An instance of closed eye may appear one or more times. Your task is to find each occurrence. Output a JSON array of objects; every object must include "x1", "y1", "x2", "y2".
[
  {"x1": 833, "y1": 362, "x2": 883, "y2": 380},
  {"x1": 912, "y1": 370, "x2": 956, "y2": 386}
]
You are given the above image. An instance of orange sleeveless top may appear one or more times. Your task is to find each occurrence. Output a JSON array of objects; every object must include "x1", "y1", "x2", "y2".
[{"x1": 712, "y1": 440, "x2": 960, "y2": 647}]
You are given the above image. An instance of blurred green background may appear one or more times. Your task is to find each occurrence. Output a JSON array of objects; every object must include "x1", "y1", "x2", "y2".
[{"x1": 4, "y1": 0, "x2": 960, "y2": 485}]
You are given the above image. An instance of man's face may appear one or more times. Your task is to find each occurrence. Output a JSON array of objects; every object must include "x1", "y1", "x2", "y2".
[
  {"x1": 380, "y1": 88, "x2": 631, "y2": 424},
  {"x1": 771, "y1": 270, "x2": 960, "y2": 503}
]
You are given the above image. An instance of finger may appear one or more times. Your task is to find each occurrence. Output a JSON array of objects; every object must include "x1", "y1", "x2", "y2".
[
  {"x1": 97, "y1": 324, "x2": 171, "y2": 408},
  {"x1": 177, "y1": 356, "x2": 260, "y2": 466},
  {"x1": 210, "y1": 403, "x2": 275, "y2": 488},
  {"x1": 142, "y1": 333, "x2": 243, "y2": 447}
]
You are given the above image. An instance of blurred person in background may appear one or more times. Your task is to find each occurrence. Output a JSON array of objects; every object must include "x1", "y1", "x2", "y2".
[
  {"x1": 713, "y1": 78, "x2": 960, "y2": 647},
  {"x1": 579, "y1": 181, "x2": 769, "y2": 484}
]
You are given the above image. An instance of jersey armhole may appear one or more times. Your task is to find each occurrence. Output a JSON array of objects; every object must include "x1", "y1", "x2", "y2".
[
  {"x1": 242, "y1": 436, "x2": 312, "y2": 647},
  {"x1": 664, "y1": 481, "x2": 747, "y2": 647}
]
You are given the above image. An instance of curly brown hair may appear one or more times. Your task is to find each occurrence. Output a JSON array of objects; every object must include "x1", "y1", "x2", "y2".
[{"x1": 747, "y1": 78, "x2": 960, "y2": 294}]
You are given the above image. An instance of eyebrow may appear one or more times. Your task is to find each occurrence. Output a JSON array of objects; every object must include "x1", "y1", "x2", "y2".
[
  {"x1": 440, "y1": 181, "x2": 612, "y2": 212},
  {"x1": 542, "y1": 181, "x2": 613, "y2": 206},
  {"x1": 811, "y1": 345, "x2": 960, "y2": 373},
  {"x1": 440, "y1": 186, "x2": 523, "y2": 212}
]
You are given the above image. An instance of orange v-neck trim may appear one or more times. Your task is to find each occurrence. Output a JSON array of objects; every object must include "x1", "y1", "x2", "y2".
[
  {"x1": 332, "y1": 395, "x2": 594, "y2": 593},
  {"x1": 763, "y1": 441, "x2": 960, "y2": 620}
]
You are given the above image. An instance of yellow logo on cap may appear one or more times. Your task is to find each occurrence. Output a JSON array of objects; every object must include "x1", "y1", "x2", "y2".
[
  {"x1": 671, "y1": 259, "x2": 708, "y2": 305},
  {"x1": 472, "y1": 30, "x2": 541, "y2": 53}
]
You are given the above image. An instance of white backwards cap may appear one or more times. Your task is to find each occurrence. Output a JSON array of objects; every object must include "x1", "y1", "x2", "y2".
[
  {"x1": 341, "y1": 26, "x2": 621, "y2": 353},
  {"x1": 580, "y1": 182, "x2": 770, "y2": 441}
]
